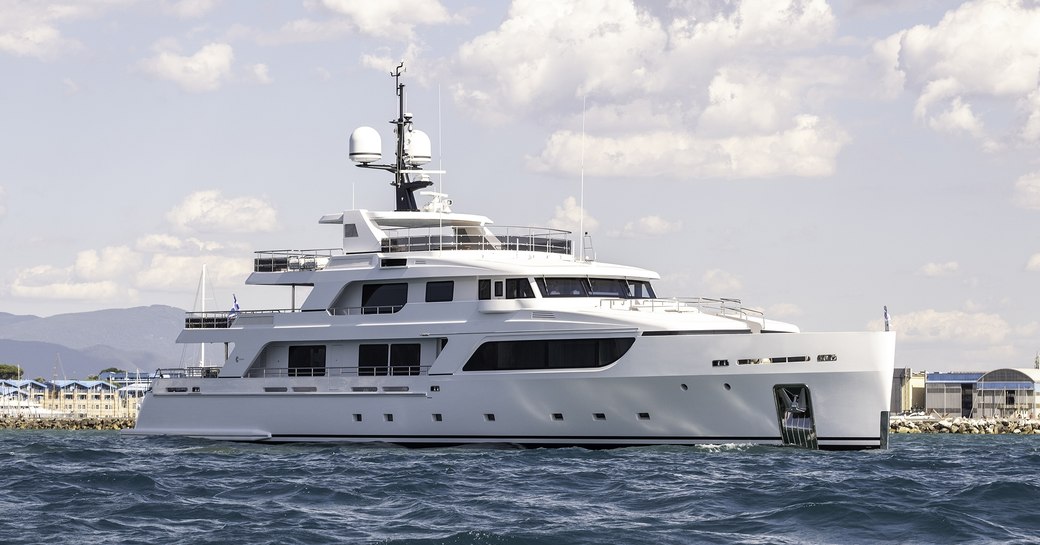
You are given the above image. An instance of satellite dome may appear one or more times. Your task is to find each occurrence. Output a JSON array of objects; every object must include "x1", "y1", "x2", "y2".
[
  {"x1": 405, "y1": 129, "x2": 431, "y2": 166},
  {"x1": 349, "y1": 126, "x2": 381, "y2": 163}
]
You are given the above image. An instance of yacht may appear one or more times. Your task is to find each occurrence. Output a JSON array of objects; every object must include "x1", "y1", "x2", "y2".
[{"x1": 128, "y1": 66, "x2": 896, "y2": 450}]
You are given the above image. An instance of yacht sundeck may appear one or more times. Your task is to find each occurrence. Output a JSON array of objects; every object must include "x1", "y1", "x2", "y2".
[{"x1": 128, "y1": 65, "x2": 895, "y2": 450}]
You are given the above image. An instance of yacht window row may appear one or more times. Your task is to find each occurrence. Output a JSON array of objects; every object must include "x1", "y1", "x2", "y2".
[
  {"x1": 463, "y1": 337, "x2": 635, "y2": 371},
  {"x1": 346, "y1": 276, "x2": 656, "y2": 314}
]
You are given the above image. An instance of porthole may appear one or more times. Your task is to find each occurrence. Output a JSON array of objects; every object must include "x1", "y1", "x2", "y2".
[
  {"x1": 680, "y1": 383, "x2": 688, "y2": 391},
  {"x1": 638, "y1": 412, "x2": 651, "y2": 420},
  {"x1": 551, "y1": 413, "x2": 564, "y2": 421},
  {"x1": 484, "y1": 413, "x2": 496, "y2": 422},
  {"x1": 432, "y1": 413, "x2": 443, "y2": 422},
  {"x1": 593, "y1": 413, "x2": 606, "y2": 420},
  {"x1": 724, "y1": 383, "x2": 731, "y2": 391},
  {"x1": 353, "y1": 413, "x2": 362, "y2": 422}
]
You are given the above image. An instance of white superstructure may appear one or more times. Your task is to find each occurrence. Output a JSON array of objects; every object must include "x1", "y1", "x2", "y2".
[{"x1": 128, "y1": 65, "x2": 895, "y2": 450}]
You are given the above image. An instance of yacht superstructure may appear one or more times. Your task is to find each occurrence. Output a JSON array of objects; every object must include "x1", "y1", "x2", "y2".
[{"x1": 128, "y1": 66, "x2": 895, "y2": 450}]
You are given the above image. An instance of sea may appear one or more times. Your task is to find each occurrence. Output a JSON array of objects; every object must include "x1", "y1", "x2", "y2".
[{"x1": 1, "y1": 432, "x2": 1037, "y2": 545}]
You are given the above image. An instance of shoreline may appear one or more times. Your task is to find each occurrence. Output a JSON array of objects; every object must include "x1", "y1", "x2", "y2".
[
  {"x1": 890, "y1": 416, "x2": 1040, "y2": 434},
  {"x1": 0, "y1": 415, "x2": 135, "y2": 431}
]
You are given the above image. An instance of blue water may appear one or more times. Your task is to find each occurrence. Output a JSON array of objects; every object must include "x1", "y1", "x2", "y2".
[{"x1": 1, "y1": 433, "x2": 1038, "y2": 544}]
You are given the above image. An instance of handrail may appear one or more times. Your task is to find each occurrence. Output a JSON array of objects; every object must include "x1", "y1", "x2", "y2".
[
  {"x1": 154, "y1": 366, "x2": 431, "y2": 379},
  {"x1": 253, "y1": 248, "x2": 341, "y2": 272},
  {"x1": 599, "y1": 297, "x2": 764, "y2": 321},
  {"x1": 381, "y1": 225, "x2": 572, "y2": 255}
]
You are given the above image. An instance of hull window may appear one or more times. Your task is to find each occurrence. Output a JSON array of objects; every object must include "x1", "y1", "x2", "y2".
[
  {"x1": 773, "y1": 384, "x2": 819, "y2": 449},
  {"x1": 288, "y1": 345, "x2": 326, "y2": 377},
  {"x1": 463, "y1": 338, "x2": 635, "y2": 371}
]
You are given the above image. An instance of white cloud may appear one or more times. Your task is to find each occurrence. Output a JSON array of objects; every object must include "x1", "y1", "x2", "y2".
[
  {"x1": 702, "y1": 269, "x2": 742, "y2": 294},
  {"x1": 9, "y1": 265, "x2": 129, "y2": 301},
  {"x1": 75, "y1": 246, "x2": 143, "y2": 281},
  {"x1": 1027, "y1": 254, "x2": 1040, "y2": 272},
  {"x1": 892, "y1": 0, "x2": 1040, "y2": 147},
  {"x1": 166, "y1": 190, "x2": 277, "y2": 234},
  {"x1": 529, "y1": 115, "x2": 848, "y2": 178},
  {"x1": 873, "y1": 308, "x2": 1010, "y2": 344},
  {"x1": 918, "y1": 261, "x2": 959, "y2": 277},
  {"x1": 1013, "y1": 171, "x2": 1040, "y2": 210},
  {"x1": 613, "y1": 215, "x2": 682, "y2": 238},
  {"x1": 249, "y1": 63, "x2": 272, "y2": 85},
  {"x1": 140, "y1": 43, "x2": 234, "y2": 93},
  {"x1": 457, "y1": 0, "x2": 854, "y2": 179},
  {"x1": 162, "y1": 0, "x2": 220, "y2": 19},
  {"x1": 135, "y1": 254, "x2": 249, "y2": 292},
  {"x1": 319, "y1": 0, "x2": 451, "y2": 39},
  {"x1": 547, "y1": 196, "x2": 599, "y2": 234}
]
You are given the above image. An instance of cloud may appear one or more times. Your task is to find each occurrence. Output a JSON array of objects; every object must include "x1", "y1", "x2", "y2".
[
  {"x1": 547, "y1": 196, "x2": 599, "y2": 233},
  {"x1": 457, "y1": 0, "x2": 853, "y2": 179},
  {"x1": 702, "y1": 269, "x2": 742, "y2": 294},
  {"x1": 162, "y1": 0, "x2": 220, "y2": 18},
  {"x1": 249, "y1": 63, "x2": 272, "y2": 85},
  {"x1": 612, "y1": 215, "x2": 682, "y2": 238},
  {"x1": 166, "y1": 190, "x2": 277, "y2": 234},
  {"x1": 135, "y1": 254, "x2": 250, "y2": 292},
  {"x1": 1013, "y1": 171, "x2": 1040, "y2": 210},
  {"x1": 872, "y1": 308, "x2": 1010, "y2": 344},
  {"x1": 75, "y1": 246, "x2": 143, "y2": 281},
  {"x1": 529, "y1": 115, "x2": 848, "y2": 178},
  {"x1": 254, "y1": 0, "x2": 453, "y2": 45},
  {"x1": 318, "y1": 0, "x2": 452, "y2": 39},
  {"x1": 918, "y1": 261, "x2": 959, "y2": 277},
  {"x1": 9, "y1": 265, "x2": 129, "y2": 301},
  {"x1": 891, "y1": 0, "x2": 1040, "y2": 148},
  {"x1": 140, "y1": 43, "x2": 235, "y2": 93},
  {"x1": 1027, "y1": 254, "x2": 1040, "y2": 272},
  {"x1": 0, "y1": 3, "x2": 82, "y2": 59}
]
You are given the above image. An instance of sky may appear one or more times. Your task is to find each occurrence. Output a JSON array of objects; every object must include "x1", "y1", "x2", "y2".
[{"x1": 1, "y1": 0, "x2": 1039, "y2": 372}]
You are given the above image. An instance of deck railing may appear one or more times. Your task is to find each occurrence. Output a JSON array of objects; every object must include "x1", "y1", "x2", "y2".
[
  {"x1": 380, "y1": 226, "x2": 571, "y2": 255},
  {"x1": 600, "y1": 297, "x2": 764, "y2": 321}
]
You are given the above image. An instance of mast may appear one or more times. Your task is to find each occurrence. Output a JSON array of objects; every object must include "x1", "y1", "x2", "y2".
[
  {"x1": 349, "y1": 63, "x2": 434, "y2": 212},
  {"x1": 200, "y1": 264, "x2": 206, "y2": 367}
]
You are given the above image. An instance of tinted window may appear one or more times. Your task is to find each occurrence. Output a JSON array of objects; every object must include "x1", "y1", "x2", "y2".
[
  {"x1": 588, "y1": 278, "x2": 629, "y2": 297},
  {"x1": 536, "y1": 278, "x2": 589, "y2": 297},
  {"x1": 628, "y1": 280, "x2": 656, "y2": 298},
  {"x1": 506, "y1": 278, "x2": 534, "y2": 299},
  {"x1": 463, "y1": 338, "x2": 635, "y2": 371},
  {"x1": 289, "y1": 345, "x2": 326, "y2": 377},
  {"x1": 425, "y1": 281, "x2": 454, "y2": 302},
  {"x1": 478, "y1": 279, "x2": 491, "y2": 300},
  {"x1": 361, "y1": 283, "x2": 407, "y2": 313}
]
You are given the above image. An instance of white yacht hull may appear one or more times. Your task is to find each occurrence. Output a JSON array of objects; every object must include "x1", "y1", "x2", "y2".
[{"x1": 128, "y1": 331, "x2": 894, "y2": 450}]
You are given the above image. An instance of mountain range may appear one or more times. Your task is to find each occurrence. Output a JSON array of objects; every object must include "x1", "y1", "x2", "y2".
[{"x1": 0, "y1": 305, "x2": 191, "y2": 380}]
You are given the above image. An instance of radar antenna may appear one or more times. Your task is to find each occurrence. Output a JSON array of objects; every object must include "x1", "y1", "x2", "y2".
[{"x1": 348, "y1": 62, "x2": 434, "y2": 212}]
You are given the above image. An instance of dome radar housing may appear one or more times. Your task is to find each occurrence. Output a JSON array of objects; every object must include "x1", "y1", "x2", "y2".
[
  {"x1": 349, "y1": 126, "x2": 381, "y2": 164},
  {"x1": 405, "y1": 130, "x2": 431, "y2": 166}
]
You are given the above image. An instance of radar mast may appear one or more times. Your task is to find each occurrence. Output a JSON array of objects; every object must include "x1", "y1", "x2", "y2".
[{"x1": 349, "y1": 63, "x2": 434, "y2": 212}]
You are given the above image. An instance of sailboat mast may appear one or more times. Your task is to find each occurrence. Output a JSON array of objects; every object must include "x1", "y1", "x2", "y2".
[{"x1": 200, "y1": 264, "x2": 206, "y2": 367}]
